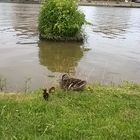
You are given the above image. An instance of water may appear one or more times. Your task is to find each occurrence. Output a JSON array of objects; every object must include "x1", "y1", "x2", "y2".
[{"x1": 0, "y1": 3, "x2": 140, "y2": 92}]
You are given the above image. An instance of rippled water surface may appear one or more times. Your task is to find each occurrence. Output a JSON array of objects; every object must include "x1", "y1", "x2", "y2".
[{"x1": 0, "y1": 3, "x2": 140, "y2": 91}]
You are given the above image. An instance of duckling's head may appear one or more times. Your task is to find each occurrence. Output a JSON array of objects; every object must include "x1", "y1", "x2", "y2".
[
  {"x1": 42, "y1": 88, "x2": 49, "y2": 94},
  {"x1": 49, "y1": 87, "x2": 55, "y2": 93}
]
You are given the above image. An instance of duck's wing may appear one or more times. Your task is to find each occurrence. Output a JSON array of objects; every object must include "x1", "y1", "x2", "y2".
[
  {"x1": 73, "y1": 80, "x2": 87, "y2": 91},
  {"x1": 67, "y1": 78, "x2": 81, "y2": 90},
  {"x1": 60, "y1": 79, "x2": 71, "y2": 90}
]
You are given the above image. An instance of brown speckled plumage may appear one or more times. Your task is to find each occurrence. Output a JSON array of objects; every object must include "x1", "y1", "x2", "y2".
[{"x1": 61, "y1": 74, "x2": 86, "y2": 91}]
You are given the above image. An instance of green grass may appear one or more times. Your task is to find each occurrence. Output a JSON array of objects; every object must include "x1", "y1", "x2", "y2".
[{"x1": 0, "y1": 83, "x2": 140, "y2": 140}]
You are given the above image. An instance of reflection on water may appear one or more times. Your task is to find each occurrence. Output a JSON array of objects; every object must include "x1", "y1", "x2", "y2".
[{"x1": 38, "y1": 41, "x2": 83, "y2": 74}]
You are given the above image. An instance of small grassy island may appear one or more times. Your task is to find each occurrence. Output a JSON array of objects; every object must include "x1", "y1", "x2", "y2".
[
  {"x1": 0, "y1": 83, "x2": 140, "y2": 139},
  {"x1": 38, "y1": 0, "x2": 86, "y2": 41}
]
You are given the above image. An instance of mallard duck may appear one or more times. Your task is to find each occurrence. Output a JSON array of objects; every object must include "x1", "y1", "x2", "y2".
[{"x1": 61, "y1": 74, "x2": 86, "y2": 91}]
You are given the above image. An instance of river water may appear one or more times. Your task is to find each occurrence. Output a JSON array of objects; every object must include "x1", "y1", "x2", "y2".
[{"x1": 0, "y1": 3, "x2": 140, "y2": 92}]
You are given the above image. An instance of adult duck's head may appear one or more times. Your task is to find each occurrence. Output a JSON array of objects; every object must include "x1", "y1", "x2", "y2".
[{"x1": 62, "y1": 74, "x2": 69, "y2": 81}]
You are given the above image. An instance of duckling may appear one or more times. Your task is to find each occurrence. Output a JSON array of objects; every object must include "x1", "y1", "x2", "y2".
[
  {"x1": 49, "y1": 87, "x2": 55, "y2": 94},
  {"x1": 61, "y1": 74, "x2": 87, "y2": 91},
  {"x1": 42, "y1": 88, "x2": 49, "y2": 100},
  {"x1": 42, "y1": 87, "x2": 56, "y2": 100}
]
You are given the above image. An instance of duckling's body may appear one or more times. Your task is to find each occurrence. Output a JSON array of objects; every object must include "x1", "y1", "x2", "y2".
[
  {"x1": 42, "y1": 89, "x2": 49, "y2": 100},
  {"x1": 61, "y1": 74, "x2": 86, "y2": 91}
]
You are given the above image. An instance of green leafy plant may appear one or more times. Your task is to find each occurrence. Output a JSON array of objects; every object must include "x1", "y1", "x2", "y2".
[{"x1": 38, "y1": 0, "x2": 86, "y2": 40}]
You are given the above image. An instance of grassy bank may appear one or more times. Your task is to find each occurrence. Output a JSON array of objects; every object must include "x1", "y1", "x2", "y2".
[{"x1": 0, "y1": 83, "x2": 140, "y2": 140}]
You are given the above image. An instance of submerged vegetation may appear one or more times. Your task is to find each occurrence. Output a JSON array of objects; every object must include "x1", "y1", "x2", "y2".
[
  {"x1": 0, "y1": 83, "x2": 140, "y2": 139},
  {"x1": 38, "y1": 0, "x2": 86, "y2": 41}
]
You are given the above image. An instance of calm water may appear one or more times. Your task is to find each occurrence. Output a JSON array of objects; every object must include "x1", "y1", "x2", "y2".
[{"x1": 0, "y1": 3, "x2": 140, "y2": 91}]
